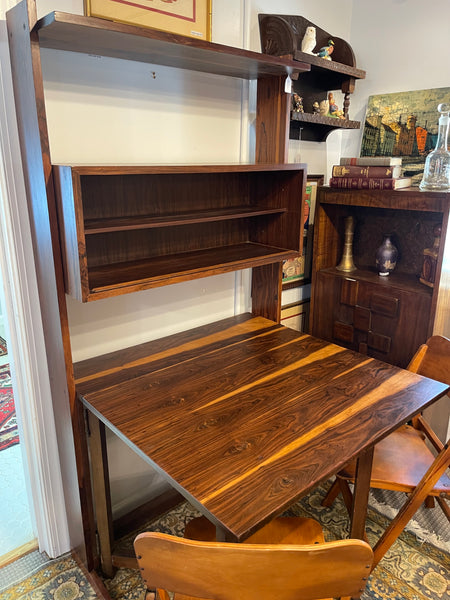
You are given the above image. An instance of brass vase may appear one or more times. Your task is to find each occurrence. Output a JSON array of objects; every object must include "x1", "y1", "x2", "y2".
[{"x1": 336, "y1": 216, "x2": 356, "y2": 272}]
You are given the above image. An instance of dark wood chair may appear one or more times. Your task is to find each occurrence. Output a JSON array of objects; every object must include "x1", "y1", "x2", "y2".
[
  {"x1": 134, "y1": 515, "x2": 373, "y2": 600},
  {"x1": 322, "y1": 335, "x2": 450, "y2": 569}
]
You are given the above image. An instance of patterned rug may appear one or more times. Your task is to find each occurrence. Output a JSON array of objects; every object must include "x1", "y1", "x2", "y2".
[
  {"x1": 0, "y1": 365, "x2": 19, "y2": 452},
  {"x1": 1, "y1": 483, "x2": 449, "y2": 600},
  {"x1": 0, "y1": 336, "x2": 7, "y2": 357}
]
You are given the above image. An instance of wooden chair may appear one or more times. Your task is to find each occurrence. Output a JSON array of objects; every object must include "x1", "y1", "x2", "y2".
[
  {"x1": 322, "y1": 335, "x2": 450, "y2": 569},
  {"x1": 134, "y1": 515, "x2": 373, "y2": 600}
]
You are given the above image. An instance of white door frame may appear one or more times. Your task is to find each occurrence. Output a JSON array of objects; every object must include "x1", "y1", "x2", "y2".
[{"x1": 0, "y1": 15, "x2": 71, "y2": 557}]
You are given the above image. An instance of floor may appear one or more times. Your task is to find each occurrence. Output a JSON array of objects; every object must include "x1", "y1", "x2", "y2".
[{"x1": 0, "y1": 323, "x2": 35, "y2": 563}]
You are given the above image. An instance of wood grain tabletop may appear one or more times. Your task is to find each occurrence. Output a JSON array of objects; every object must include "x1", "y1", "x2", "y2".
[{"x1": 74, "y1": 313, "x2": 449, "y2": 541}]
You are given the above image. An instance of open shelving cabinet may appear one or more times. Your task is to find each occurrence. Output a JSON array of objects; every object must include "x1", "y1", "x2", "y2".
[
  {"x1": 258, "y1": 14, "x2": 366, "y2": 142},
  {"x1": 55, "y1": 163, "x2": 306, "y2": 301},
  {"x1": 6, "y1": 0, "x2": 309, "y2": 576}
]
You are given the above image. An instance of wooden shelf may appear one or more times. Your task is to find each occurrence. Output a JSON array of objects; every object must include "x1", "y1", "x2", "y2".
[
  {"x1": 84, "y1": 206, "x2": 287, "y2": 234},
  {"x1": 87, "y1": 242, "x2": 296, "y2": 300},
  {"x1": 290, "y1": 113, "x2": 361, "y2": 142},
  {"x1": 319, "y1": 266, "x2": 432, "y2": 296},
  {"x1": 54, "y1": 163, "x2": 306, "y2": 302},
  {"x1": 36, "y1": 12, "x2": 310, "y2": 80},
  {"x1": 258, "y1": 14, "x2": 365, "y2": 142}
]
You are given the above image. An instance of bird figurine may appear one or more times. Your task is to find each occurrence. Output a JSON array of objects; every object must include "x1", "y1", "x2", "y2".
[
  {"x1": 300, "y1": 26, "x2": 317, "y2": 54},
  {"x1": 316, "y1": 39, "x2": 334, "y2": 60}
]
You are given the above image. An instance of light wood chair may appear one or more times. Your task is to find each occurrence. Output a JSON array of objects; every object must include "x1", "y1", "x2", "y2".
[
  {"x1": 322, "y1": 335, "x2": 450, "y2": 569},
  {"x1": 134, "y1": 515, "x2": 373, "y2": 600}
]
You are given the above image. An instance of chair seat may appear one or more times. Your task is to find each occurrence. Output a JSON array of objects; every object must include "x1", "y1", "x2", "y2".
[
  {"x1": 170, "y1": 516, "x2": 330, "y2": 600},
  {"x1": 339, "y1": 424, "x2": 450, "y2": 494}
]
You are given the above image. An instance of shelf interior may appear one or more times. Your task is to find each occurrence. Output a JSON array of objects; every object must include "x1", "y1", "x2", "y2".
[
  {"x1": 84, "y1": 206, "x2": 287, "y2": 234},
  {"x1": 87, "y1": 242, "x2": 296, "y2": 297}
]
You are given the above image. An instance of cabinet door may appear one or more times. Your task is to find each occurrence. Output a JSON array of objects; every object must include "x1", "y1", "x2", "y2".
[{"x1": 312, "y1": 271, "x2": 432, "y2": 368}]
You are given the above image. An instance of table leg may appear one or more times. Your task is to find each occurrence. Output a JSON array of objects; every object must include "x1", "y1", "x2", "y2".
[
  {"x1": 215, "y1": 525, "x2": 237, "y2": 542},
  {"x1": 349, "y1": 445, "x2": 374, "y2": 540},
  {"x1": 88, "y1": 412, "x2": 115, "y2": 578}
]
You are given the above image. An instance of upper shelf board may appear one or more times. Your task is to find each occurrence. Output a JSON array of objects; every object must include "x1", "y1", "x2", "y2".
[{"x1": 35, "y1": 12, "x2": 310, "y2": 80}]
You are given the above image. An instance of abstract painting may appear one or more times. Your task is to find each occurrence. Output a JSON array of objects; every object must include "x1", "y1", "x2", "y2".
[{"x1": 360, "y1": 87, "x2": 450, "y2": 185}]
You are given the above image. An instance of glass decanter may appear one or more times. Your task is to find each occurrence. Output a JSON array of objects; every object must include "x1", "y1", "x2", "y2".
[{"x1": 420, "y1": 103, "x2": 450, "y2": 191}]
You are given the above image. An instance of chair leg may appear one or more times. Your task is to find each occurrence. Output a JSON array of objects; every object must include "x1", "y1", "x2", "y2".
[
  {"x1": 338, "y1": 479, "x2": 354, "y2": 517},
  {"x1": 437, "y1": 496, "x2": 450, "y2": 522},
  {"x1": 372, "y1": 444, "x2": 450, "y2": 570},
  {"x1": 424, "y1": 496, "x2": 435, "y2": 509},
  {"x1": 322, "y1": 479, "x2": 340, "y2": 507}
]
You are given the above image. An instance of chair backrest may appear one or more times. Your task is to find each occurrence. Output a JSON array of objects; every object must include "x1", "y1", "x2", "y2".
[
  {"x1": 134, "y1": 531, "x2": 373, "y2": 600},
  {"x1": 408, "y1": 335, "x2": 450, "y2": 385}
]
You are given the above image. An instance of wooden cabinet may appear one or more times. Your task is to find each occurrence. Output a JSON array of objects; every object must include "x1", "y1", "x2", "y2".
[
  {"x1": 54, "y1": 164, "x2": 306, "y2": 301},
  {"x1": 310, "y1": 186, "x2": 450, "y2": 367},
  {"x1": 7, "y1": 0, "x2": 310, "y2": 569},
  {"x1": 258, "y1": 14, "x2": 366, "y2": 142}
]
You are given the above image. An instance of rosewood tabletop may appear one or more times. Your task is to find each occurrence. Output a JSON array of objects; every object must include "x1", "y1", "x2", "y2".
[{"x1": 74, "y1": 313, "x2": 448, "y2": 567}]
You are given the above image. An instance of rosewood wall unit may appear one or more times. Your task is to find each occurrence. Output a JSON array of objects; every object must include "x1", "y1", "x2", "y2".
[
  {"x1": 258, "y1": 14, "x2": 366, "y2": 142},
  {"x1": 310, "y1": 186, "x2": 450, "y2": 368},
  {"x1": 7, "y1": 0, "x2": 308, "y2": 572},
  {"x1": 55, "y1": 164, "x2": 306, "y2": 302}
]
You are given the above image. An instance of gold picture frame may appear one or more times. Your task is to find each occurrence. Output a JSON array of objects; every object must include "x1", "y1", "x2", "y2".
[
  {"x1": 282, "y1": 174, "x2": 324, "y2": 290},
  {"x1": 85, "y1": 0, "x2": 212, "y2": 41}
]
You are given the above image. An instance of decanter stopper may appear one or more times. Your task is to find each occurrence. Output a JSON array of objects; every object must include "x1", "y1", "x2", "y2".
[{"x1": 419, "y1": 103, "x2": 450, "y2": 191}]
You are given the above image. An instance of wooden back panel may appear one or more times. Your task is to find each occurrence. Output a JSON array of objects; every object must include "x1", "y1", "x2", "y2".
[{"x1": 134, "y1": 532, "x2": 373, "y2": 600}]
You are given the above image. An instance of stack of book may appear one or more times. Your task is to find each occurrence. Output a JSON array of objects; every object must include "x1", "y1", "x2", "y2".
[{"x1": 329, "y1": 157, "x2": 412, "y2": 189}]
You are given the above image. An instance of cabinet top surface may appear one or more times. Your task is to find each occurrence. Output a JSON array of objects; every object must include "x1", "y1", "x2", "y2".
[
  {"x1": 55, "y1": 162, "x2": 308, "y2": 174},
  {"x1": 318, "y1": 185, "x2": 450, "y2": 212},
  {"x1": 35, "y1": 11, "x2": 310, "y2": 80}
]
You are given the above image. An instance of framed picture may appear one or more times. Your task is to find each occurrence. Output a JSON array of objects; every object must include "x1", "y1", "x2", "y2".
[
  {"x1": 282, "y1": 174, "x2": 324, "y2": 290},
  {"x1": 280, "y1": 299, "x2": 310, "y2": 333},
  {"x1": 85, "y1": 0, "x2": 212, "y2": 41},
  {"x1": 360, "y1": 87, "x2": 450, "y2": 186}
]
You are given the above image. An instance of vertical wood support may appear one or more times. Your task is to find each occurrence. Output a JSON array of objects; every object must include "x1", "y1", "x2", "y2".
[
  {"x1": 255, "y1": 76, "x2": 290, "y2": 164},
  {"x1": 251, "y1": 263, "x2": 282, "y2": 322},
  {"x1": 6, "y1": 0, "x2": 96, "y2": 567},
  {"x1": 349, "y1": 446, "x2": 374, "y2": 541},
  {"x1": 88, "y1": 413, "x2": 115, "y2": 578},
  {"x1": 254, "y1": 76, "x2": 291, "y2": 321}
]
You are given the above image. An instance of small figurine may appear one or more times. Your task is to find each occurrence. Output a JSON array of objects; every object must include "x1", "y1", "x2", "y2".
[
  {"x1": 312, "y1": 101, "x2": 320, "y2": 114},
  {"x1": 301, "y1": 26, "x2": 317, "y2": 54},
  {"x1": 316, "y1": 39, "x2": 334, "y2": 60},
  {"x1": 319, "y1": 99, "x2": 329, "y2": 116},
  {"x1": 292, "y1": 93, "x2": 304, "y2": 113},
  {"x1": 328, "y1": 92, "x2": 345, "y2": 119}
]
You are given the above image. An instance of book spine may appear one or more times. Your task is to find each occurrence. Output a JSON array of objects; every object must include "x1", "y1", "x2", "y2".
[
  {"x1": 332, "y1": 165, "x2": 398, "y2": 178},
  {"x1": 329, "y1": 177, "x2": 400, "y2": 189},
  {"x1": 339, "y1": 157, "x2": 401, "y2": 166}
]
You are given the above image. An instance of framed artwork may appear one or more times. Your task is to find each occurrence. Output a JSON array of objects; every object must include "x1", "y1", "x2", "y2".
[
  {"x1": 282, "y1": 174, "x2": 324, "y2": 290},
  {"x1": 280, "y1": 299, "x2": 310, "y2": 333},
  {"x1": 360, "y1": 87, "x2": 450, "y2": 186},
  {"x1": 85, "y1": 0, "x2": 212, "y2": 41}
]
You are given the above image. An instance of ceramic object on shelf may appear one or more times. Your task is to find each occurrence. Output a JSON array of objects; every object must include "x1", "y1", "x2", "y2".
[{"x1": 375, "y1": 234, "x2": 398, "y2": 276}]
